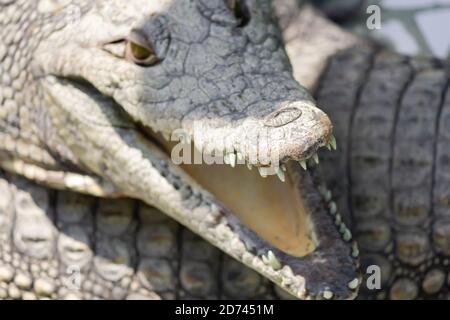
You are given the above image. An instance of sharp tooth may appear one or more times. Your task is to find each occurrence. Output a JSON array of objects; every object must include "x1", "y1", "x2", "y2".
[
  {"x1": 246, "y1": 162, "x2": 252, "y2": 170},
  {"x1": 236, "y1": 152, "x2": 244, "y2": 162},
  {"x1": 299, "y1": 160, "x2": 307, "y2": 170},
  {"x1": 267, "y1": 251, "x2": 281, "y2": 270},
  {"x1": 351, "y1": 242, "x2": 359, "y2": 258},
  {"x1": 326, "y1": 143, "x2": 332, "y2": 151},
  {"x1": 342, "y1": 228, "x2": 352, "y2": 242},
  {"x1": 329, "y1": 201, "x2": 337, "y2": 215},
  {"x1": 348, "y1": 278, "x2": 359, "y2": 290},
  {"x1": 281, "y1": 265, "x2": 294, "y2": 278},
  {"x1": 313, "y1": 153, "x2": 319, "y2": 164},
  {"x1": 276, "y1": 168, "x2": 285, "y2": 182},
  {"x1": 335, "y1": 214, "x2": 342, "y2": 225},
  {"x1": 281, "y1": 164, "x2": 287, "y2": 172},
  {"x1": 323, "y1": 290, "x2": 334, "y2": 300},
  {"x1": 324, "y1": 190, "x2": 332, "y2": 202},
  {"x1": 258, "y1": 167, "x2": 268, "y2": 178},
  {"x1": 330, "y1": 135, "x2": 337, "y2": 150},
  {"x1": 228, "y1": 153, "x2": 236, "y2": 168}
]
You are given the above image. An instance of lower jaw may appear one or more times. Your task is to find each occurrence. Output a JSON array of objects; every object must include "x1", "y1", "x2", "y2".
[
  {"x1": 177, "y1": 160, "x2": 360, "y2": 299},
  {"x1": 140, "y1": 130, "x2": 360, "y2": 299}
]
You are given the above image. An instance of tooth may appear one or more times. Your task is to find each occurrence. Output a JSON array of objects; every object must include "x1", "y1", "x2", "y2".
[
  {"x1": 267, "y1": 250, "x2": 281, "y2": 270},
  {"x1": 313, "y1": 153, "x2": 319, "y2": 164},
  {"x1": 328, "y1": 201, "x2": 337, "y2": 214},
  {"x1": 247, "y1": 162, "x2": 252, "y2": 170},
  {"x1": 299, "y1": 160, "x2": 307, "y2": 170},
  {"x1": 335, "y1": 214, "x2": 342, "y2": 225},
  {"x1": 351, "y1": 242, "x2": 359, "y2": 258},
  {"x1": 236, "y1": 152, "x2": 244, "y2": 162},
  {"x1": 281, "y1": 265, "x2": 294, "y2": 279},
  {"x1": 281, "y1": 164, "x2": 287, "y2": 172},
  {"x1": 276, "y1": 168, "x2": 285, "y2": 182},
  {"x1": 261, "y1": 254, "x2": 269, "y2": 265},
  {"x1": 324, "y1": 190, "x2": 332, "y2": 202},
  {"x1": 342, "y1": 228, "x2": 352, "y2": 242},
  {"x1": 330, "y1": 135, "x2": 337, "y2": 150},
  {"x1": 224, "y1": 154, "x2": 230, "y2": 165},
  {"x1": 323, "y1": 290, "x2": 334, "y2": 300},
  {"x1": 348, "y1": 278, "x2": 359, "y2": 290},
  {"x1": 326, "y1": 143, "x2": 332, "y2": 151},
  {"x1": 228, "y1": 153, "x2": 236, "y2": 168},
  {"x1": 258, "y1": 167, "x2": 268, "y2": 178}
]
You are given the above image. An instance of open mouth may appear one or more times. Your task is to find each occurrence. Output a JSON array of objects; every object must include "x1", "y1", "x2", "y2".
[
  {"x1": 155, "y1": 135, "x2": 319, "y2": 257},
  {"x1": 139, "y1": 126, "x2": 361, "y2": 299},
  {"x1": 38, "y1": 72, "x2": 360, "y2": 300}
]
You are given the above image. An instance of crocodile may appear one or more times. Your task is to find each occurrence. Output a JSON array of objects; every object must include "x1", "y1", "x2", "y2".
[
  {"x1": 0, "y1": 0, "x2": 362, "y2": 300},
  {"x1": 0, "y1": 0, "x2": 448, "y2": 300}
]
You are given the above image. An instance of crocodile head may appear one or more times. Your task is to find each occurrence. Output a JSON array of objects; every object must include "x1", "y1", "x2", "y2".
[{"x1": 28, "y1": 0, "x2": 359, "y2": 299}]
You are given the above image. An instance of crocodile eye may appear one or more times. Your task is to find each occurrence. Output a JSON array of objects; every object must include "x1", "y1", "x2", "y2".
[
  {"x1": 225, "y1": 0, "x2": 250, "y2": 27},
  {"x1": 126, "y1": 41, "x2": 159, "y2": 66},
  {"x1": 125, "y1": 36, "x2": 160, "y2": 66}
]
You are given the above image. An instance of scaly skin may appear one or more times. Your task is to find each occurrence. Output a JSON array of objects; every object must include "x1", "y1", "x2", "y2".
[
  {"x1": 0, "y1": 172, "x2": 280, "y2": 300},
  {"x1": 279, "y1": 3, "x2": 450, "y2": 299},
  {"x1": 0, "y1": 0, "x2": 359, "y2": 299},
  {"x1": 2, "y1": 0, "x2": 448, "y2": 300},
  {"x1": 317, "y1": 49, "x2": 450, "y2": 300}
]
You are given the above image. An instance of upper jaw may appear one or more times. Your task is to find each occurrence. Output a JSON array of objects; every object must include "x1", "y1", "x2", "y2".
[{"x1": 178, "y1": 101, "x2": 334, "y2": 171}]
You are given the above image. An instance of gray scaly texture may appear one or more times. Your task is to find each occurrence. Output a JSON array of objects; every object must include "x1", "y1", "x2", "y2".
[{"x1": 0, "y1": 0, "x2": 358, "y2": 300}]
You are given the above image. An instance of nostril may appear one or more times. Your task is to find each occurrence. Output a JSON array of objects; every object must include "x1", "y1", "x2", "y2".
[
  {"x1": 225, "y1": 0, "x2": 250, "y2": 27},
  {"x1": 264, "y1": 107, "x2": 302, "y2": 127}
]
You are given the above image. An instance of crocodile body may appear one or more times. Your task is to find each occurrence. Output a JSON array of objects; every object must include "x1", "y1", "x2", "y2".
[
  {"x1": 280, "y1": 4, "x2": 450, "y2": 299},
  {"x1": 0, "y1": 0, "x2": 448, "y2": 300},
  {"x1": 318, "y1": 48, "x2": 450, "y2": 300},
  {"x1": 0, "y1": 173, "x2": 279, "y2": 300}
]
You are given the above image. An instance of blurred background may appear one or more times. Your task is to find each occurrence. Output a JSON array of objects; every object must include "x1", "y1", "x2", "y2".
[{"x1": 310, "y1": 0, "x2": 450, "y2": 59}]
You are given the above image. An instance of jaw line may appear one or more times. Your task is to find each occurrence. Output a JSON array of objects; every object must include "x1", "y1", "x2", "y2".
[{"x1": 40, "y1": 72, "x2": 360, "y2": 300}]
